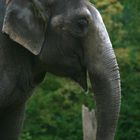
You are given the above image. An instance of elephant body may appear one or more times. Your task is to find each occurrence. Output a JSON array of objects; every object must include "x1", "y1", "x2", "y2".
[
  {"x1": 0, "y1": 1, "x2": 41, "y2": 106},
  {"x1": 0, "y1": 0, "x2": 121, "y2": 140},
  {"x1": 0, "y1": 2, "x2": 45, "y2": 139}
]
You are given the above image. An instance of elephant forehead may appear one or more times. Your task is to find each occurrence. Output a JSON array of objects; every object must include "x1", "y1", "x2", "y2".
[{"x1": 48, "y1": 0, "x2": 86, "y2": 9}]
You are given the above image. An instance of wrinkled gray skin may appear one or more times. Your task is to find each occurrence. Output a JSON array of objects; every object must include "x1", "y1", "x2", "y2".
[{"x1": 0, "y1": 0, "x2": 121, "y2": 140}]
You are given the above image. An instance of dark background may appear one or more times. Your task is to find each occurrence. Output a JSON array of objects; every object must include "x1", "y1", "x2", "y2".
[{"x1": 21, "y1": 0, "x2": 140, "y2": 140}]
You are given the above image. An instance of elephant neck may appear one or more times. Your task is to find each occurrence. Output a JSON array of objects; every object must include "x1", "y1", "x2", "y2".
[{"x1": 31, "y1": 57, "x2": 46, "y2": 85}]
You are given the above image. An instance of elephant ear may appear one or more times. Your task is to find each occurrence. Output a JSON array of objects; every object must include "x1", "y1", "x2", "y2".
[{"x1": 2, "y1": 0, "x2": 47, "y2": 55}]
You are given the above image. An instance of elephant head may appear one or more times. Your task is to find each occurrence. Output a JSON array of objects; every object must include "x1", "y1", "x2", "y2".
[{"x1": 2, "y1": 0, "x2": 121, "y2": 140}]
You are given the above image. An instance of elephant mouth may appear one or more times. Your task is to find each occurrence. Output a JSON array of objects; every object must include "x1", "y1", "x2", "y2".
[
  {"x1": 72, "y1": 67, "x2": 88, "y2": 91},
  {"x1": 46, "y1": 58, "x2": 88, "y2": 91}
]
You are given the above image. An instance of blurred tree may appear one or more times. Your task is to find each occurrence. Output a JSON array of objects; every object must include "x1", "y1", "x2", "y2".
[
  {"x1": 21, "y1": 75, "x2": 94, "y2": 140},
  {"x1": 119, "y1": 0, "x2": 140, "y2": 47},
  {"x1": 91, "y1": 0, "x2": 125, "y2": 47}
]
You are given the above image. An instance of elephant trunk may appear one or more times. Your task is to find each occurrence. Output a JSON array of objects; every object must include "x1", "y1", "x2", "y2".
[{"x1": 83, "y1": 5, "x2": 121, "y2": 140}]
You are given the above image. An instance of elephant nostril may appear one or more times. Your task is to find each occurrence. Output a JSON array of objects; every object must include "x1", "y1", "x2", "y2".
[{"x1": 77, "y1": 18, "x2": 89, "y2": 30}]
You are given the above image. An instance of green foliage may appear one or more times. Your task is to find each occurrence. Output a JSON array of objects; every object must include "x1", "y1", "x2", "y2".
[
  {"x1": 21, "y1": 0, "x2": 140, "y2": 140},
  {"x1": 21, "y1": 76, "x2": 94, "y2": 140},
  {"x1": 119, "y1": 0, "x2": 140, "y2": 47},
  {"x1": 91, "y1": 0, "x2": 125, "y2": 47},
  {"x1": 115, "y1": 47, "x2": 140, "y2": 140}
]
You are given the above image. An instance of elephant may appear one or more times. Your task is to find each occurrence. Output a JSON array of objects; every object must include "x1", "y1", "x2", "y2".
[{"x1": 0, "y1": 0, "x2": 121, "y2": 140}]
